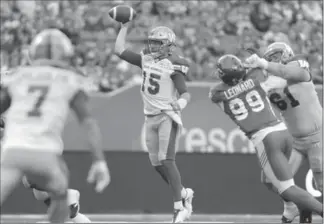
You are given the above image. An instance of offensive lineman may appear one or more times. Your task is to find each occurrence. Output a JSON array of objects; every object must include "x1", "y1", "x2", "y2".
[
  {"x1": 0, "y1": 29, "x2": 110, "y2": 223},
  {"x1": 114, "y1": 23, "x2": 194, "y2": 223},
  {"x1": 245, "y1": 42, "x2": 323, "y2": 223},
  {"x1": 209, "y1": 54, "x2": 323, "y2": 217}
]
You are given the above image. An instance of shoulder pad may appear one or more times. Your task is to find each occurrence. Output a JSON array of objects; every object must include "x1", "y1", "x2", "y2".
[
  {"x1": 284, "y1": 54, "x2": 308, "y2": 64},
  {"x1": 169, "y1": 55, "x2": 190, "y2": 75},
  {"x1": 0, "y1": 68, "x2": 22, "y2": 87},
  {"x1": 245, "y1": 68, "x2": 268, "y2": 83}
]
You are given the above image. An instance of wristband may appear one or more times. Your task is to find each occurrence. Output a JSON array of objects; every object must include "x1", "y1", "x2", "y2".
[
  {"x1": 261, "y1": 58, "x2": 269, "y2": 70},
  {"x1": 177, "y1": 98, "x2": 188, "y2": 110}
]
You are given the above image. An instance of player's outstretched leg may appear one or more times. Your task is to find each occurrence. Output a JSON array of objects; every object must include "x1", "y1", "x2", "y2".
[
  {"x1": 261, "y1": 175, "x2": 298, "y2": 223},
  {"x1": 154, "y1": 165, "x2": 194, "y2": 217},
  {"x1": 146, "y1": 116, "x2": 192, "y2": 222},
  {"x1": 264, "y1": 131, "x2": 323, "y2": 217},
  {"x1": 282, "y1": 148, "x2": 305, "y2": 223},
  {"x1": 0, "y1": 166, "x2": 22, "y2": 205},
  {"x1": 32, "y1": 188, "x2": 91, "y2": 223}
]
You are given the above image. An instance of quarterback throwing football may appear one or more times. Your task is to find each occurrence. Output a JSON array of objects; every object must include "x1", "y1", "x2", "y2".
[{"x1": 114, "y1": 23, "x2": 193, "y2": 223}]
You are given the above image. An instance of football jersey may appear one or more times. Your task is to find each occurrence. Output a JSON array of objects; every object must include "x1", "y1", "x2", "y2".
[
  {"x1": 210, "y1": 68, "x2": 284, "y2": 137},
  {"x1": 140, "y1": 53, "x2": 189, "y2": 115},
  {"x1": 1, "y1": 61, "x2": 85, "y2": 153},
  {"x1": 269, "y1": 60, "x2": 322, "y2": 137}
]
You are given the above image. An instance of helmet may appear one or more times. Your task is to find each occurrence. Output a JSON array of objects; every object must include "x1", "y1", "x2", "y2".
[
  {"x1": 263, "y1": 42, "x2": 294, "y2": 63},
  {"x1": 145, "y1": 26, "x2": 176, "y2": 58},
  {"x1": 217, "y1": 54, "x2": 246, "y2": 86},
  {"x1": 29, "y1": 29, "x2": 74, "y2": 64}
]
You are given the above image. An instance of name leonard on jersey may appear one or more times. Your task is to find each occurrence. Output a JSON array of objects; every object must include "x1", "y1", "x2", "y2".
[{"x1": 224, "y1": 79, "x2": 255, "y2": 100}]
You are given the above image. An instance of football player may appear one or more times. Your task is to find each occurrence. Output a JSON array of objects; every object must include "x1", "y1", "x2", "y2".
[
  {"x1": 0, "y1": 29, "x2": 110, "y2": 223},
  {"x1": 245, "y1": 42, "x2": 323, "y2": 223},
  {"x1": 114, "y1": 23, "x2": 194, "y2": 223},
  {"x1": 0, "y1": 117, "x2": 91, "y2": 223},
  {"x1": 209, "y1": 54, "x2": 323, "y2": 218}
]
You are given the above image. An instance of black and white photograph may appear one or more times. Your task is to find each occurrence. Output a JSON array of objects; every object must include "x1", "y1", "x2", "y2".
[{"x1": 0, "y1": 0, "x2": 323, "y2": 223}]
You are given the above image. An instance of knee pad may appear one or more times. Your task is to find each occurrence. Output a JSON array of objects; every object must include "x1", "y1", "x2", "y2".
[
  {"x1": 278, "y1": 179, "x2": 295, "y2": 194},
  {"x1": 33, "y1": 189, "x2": 50, "y2": 201},
  {"x1": 47, "y1": 169, "x2": 69, "y2": 197}
]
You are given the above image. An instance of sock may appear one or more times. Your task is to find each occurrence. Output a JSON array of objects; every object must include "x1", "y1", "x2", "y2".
[
  {"x1": 154, "y1": 165, "x2": 169, "y2": 184},
  {"x1": 181, "y1": 187, "x2": 187, "y2": 199},
  {"x1": 161, "y1": 160, "x2": 183, "y2": 202},
  {"x1": 44, "y1": 198, "x2": 51, "y2": 207},
  {"x1": 174, "y1": 201, "x2": 183, "y2": 210},
  {"x1": 283, "y1": 201, "x2": 298, "y2": 219},
  {"x1": 283, "y1": 201, "x2": 296, "y2": 209},
  {"x1": 71, "y1": 213, "x2": 91, "y2": 223},
  {"x1": 47, "y1": 194, "x2": 69, "y2": 223},
  {"x1": 281, "y1": 185, "x2": 323, "y2": 216}
]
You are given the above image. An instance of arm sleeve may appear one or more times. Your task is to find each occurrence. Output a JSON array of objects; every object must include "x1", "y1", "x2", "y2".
[
  {"x1": 171, "y1": 71, "x2": 187, "y2": 95},
  {"x1": 119, "y1": 49, "x2": 142, "y2": 68},
  {"x1": 209, "y1": 85, "x2": 223, "y2": 103}
]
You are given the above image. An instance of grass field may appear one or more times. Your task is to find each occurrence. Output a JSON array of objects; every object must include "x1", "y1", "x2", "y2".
[{"x1": 1, "y1": 214, "x2": 323, "y2": 223}]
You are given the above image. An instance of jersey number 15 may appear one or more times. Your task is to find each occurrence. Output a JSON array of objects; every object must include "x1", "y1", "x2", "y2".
[{"x1": 141, "y1": 71, "x2": 161, "y2": 95}]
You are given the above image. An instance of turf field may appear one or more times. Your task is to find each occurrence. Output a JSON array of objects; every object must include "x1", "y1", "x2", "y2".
[{"x1": 1, "y1": 214, "x2": 322, "y2": 223}]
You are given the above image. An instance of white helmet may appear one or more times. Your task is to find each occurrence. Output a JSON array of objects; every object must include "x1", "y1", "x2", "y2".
[
  {"x1": 263, "y1": 42, "x2": 294, "y2": 63},
  {"x1": 145, "y1": 26, "x2": 176, "y2": 58},
  {"x1": 29, "y1": 29, "x2": 74, "y2": 63}
]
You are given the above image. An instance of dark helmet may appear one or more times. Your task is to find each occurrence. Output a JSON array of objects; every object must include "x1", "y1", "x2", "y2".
[{"x1": 217, "y1": 54, "x2": 246, "y2": 86}]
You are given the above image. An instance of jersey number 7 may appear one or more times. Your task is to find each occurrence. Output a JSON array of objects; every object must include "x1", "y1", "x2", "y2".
[{"x1": 27, "y1": 85, "x2": 49, "y2": 117}]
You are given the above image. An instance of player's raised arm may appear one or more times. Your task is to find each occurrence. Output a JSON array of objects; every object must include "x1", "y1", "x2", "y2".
[
  {"x1": 264, "y1": 60, "x2": 310, "y2": 83},
  {"x1": 114, "y1": 23, "x2": 142, "y2": 68},
  {"x1": 244, "y1": 42, "x2": 311, "y2": 83},
  {"x1": 70, "y1": 85, "x2": 110, "y2": 193}
]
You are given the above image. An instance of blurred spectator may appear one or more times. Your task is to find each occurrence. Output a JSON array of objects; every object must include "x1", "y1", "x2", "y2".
[{"x1": 0, "y1": 0, "x2": 323, "y2": 93}]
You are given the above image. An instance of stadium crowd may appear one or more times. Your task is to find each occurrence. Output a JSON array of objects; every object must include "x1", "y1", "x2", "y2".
[{"x1": 1, "y1": 0, "x2": 323, "y2": 92}]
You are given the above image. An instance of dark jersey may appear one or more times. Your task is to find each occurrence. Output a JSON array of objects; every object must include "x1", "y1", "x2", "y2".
[{"x1": 210, "y1": 68, "x2": 282, "y2": 137}]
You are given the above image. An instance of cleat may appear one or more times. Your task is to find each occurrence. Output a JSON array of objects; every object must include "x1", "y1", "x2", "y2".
[
  {"x1": 172, "y1": 208, "x2": 189, "y2": 223},
  {"x1": 182, "y1": 188, "x2": 194, "y2": 220},
  {"x1": 282, "y1": 203, "x2": 299, "y2": 223},
  {"x1": 281, "y1": 215, "x2": 294, "y2": 223},
  {"x1": 299, "y1": 210, "x2": 312, "y2": 223}
]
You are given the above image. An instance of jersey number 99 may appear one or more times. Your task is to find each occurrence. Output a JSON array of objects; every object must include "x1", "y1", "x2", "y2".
[
  {"x1": 141, "y1": 71, "x2": 161, "y2": 95},
  {"x1": 229, "y1": 90, "x2": 265, "y2": 121}
]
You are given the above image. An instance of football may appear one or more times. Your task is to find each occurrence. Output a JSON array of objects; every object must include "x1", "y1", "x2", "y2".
[{"x1": 108, "y1": 5, "x2": 136, "y2": 24}]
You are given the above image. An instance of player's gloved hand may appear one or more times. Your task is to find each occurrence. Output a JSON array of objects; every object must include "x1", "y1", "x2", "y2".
[
  {"x1": 170, "y1": 101, "x2": 181, "y2": 112},
  {"x1": 87, "y1": 160, "x2": 111, "y2": 193},
  {"x1": 22, "y1": 176, "x2": 32, "y2": 188},
  {"x1": 243, "y1": 54, "x2": 268, "y2": 70}
]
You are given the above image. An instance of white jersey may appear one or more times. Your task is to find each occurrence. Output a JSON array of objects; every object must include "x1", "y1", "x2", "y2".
[
  {"x1": 140, "y1": 53, "x2": 189, "y2": 116},
  {"x1": 1, "y1": 64, "x2": 85, "y2": 153}
]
